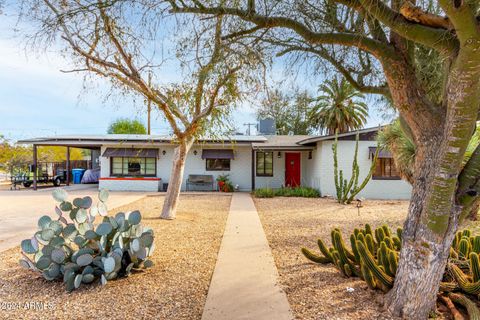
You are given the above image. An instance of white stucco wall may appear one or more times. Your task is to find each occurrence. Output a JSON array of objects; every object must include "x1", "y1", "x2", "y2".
[
  {"x1": 180, "y1": 145, "x2": 253, "y2": 191},
  {"x1": 311, "y1": 140, "x2": 412, "y2": 200},
  {"x1": 99, "y1": 179, "x2": 161, "y2": 192},
  {"x1": 99, "y1": 144, "x2": 253, "y2": 192},
  {"x1": 96, "y1": 139, "x2": 412, "y2": 198}
]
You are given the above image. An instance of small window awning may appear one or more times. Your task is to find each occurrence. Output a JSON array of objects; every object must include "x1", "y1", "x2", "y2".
[
  {"x1": 102, "y1": 148, "x2": 158, "y2": 158},
  {"x1": 201, "y1": 149, "x2": 234, "y2": 160},
  {"x1": 369, "y1": 147, "x2": 393, "y2": 159}
]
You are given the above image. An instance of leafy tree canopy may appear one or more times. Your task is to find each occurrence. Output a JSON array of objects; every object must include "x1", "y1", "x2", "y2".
[
  {"x1": 107, "y1": 118, "x2": 147, "y2": 135},
  {"x1": 257, "y1": 88, "x2": 315, "y2": 135}
]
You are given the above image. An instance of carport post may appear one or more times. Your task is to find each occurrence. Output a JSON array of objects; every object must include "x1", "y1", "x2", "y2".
[
  {"x1": 66, "y1": 146, "x2": 70, "y2": 186},
  {"x1": 33, "y1": 144, "x2": 37, "y2": 191}
]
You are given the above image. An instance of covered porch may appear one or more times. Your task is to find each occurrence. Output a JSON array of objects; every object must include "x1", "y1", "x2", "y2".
[{"x1": 251, "y1": 136, "x2": 315, "y2": 190}]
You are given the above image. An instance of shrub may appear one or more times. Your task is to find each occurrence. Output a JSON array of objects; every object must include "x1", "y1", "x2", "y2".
[
  {"x1": 253, "y1": 188, "x2": 276, "y2": 198},
  {"x1": 301, "y1": 224, "x2": 480, "y2": 319},
  {"x1": 19, "y1": 189, "x2": 155, "y2": 292},
  {"x1": 253, "y1": 187, "x2": 320, "y2": 198},
  {"x1": 216, "y1": 174, "x2": 234, "y2": 192}
]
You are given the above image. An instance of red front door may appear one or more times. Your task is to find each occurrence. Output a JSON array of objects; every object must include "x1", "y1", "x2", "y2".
[{"x1": 285, "y1": 153, "x2": 301, "y2": 187}]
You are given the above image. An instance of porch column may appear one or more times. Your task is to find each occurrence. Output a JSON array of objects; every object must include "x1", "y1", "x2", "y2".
[
  {"x1": 66, "y1": 146, "x2": 70, "y2": 186},
  {"x1": 33, "y1": 144, "x2": 37, "y2": 191},
  {"x1": 251, "y1": 149, "x2": 255, "y2": 190}
]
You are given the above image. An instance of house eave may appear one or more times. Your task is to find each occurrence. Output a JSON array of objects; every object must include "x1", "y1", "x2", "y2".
[
  {"x1": 252, "y1": 146, "x2": 315, "y2": 151},
  {"x1": 297, "y1": 126, "x2": 385, "y2": 145}
]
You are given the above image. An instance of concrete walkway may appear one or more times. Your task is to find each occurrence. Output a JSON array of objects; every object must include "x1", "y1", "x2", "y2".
[
  {"x1": 202, "y1": 193, "x2": 293, "y2": 320},
  {"x1": 0, "y1": 186, "x2": 149, "y2": 252}
]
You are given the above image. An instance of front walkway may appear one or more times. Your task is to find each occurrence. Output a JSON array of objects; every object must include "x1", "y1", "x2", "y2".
[
  {"x1": 202, "y1": 193, "x2": 293, "y2": 320},
  {"x1": 0, "y1": 186, "x2": 149, "y2": 252}
]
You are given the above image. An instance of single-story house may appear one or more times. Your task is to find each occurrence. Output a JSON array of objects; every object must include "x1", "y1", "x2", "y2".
[{"x1": 18, "y1": 127, "x2": 412, "y2": 199}]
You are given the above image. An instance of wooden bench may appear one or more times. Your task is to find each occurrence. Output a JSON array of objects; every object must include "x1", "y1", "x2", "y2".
[{"x1": 186, "y1": 174, "x2": 214, "y2": 191}]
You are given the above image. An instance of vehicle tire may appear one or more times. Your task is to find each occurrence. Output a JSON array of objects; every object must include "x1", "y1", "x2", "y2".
[
  {"x1": 53, "y1": 177, "x2": 61, "y2": 186},
  {"x1": 23, "y1": 182, "x2": 32, "y2": 188}
]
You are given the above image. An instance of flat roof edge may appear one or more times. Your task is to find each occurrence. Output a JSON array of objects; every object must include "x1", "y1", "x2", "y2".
[{"x1": 298, "y1": 126, "x2": 384, "y2": 145}]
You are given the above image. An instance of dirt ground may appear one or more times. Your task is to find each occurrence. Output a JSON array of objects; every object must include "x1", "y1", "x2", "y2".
[
  {"x1": 254, "y1": 196, "x2": 410, "y2": 320},
  {"x1": 0, "y1": 194, "x2": 231, "y2": 320}
]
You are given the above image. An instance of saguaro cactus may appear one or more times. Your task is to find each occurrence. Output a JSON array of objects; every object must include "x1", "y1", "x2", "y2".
[{"x1": 332, "y1": 132, "x2": 379, "y2": 204}]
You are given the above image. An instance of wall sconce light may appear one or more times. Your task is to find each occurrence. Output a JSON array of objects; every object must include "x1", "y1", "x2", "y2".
[
  {"x1": 277, "y1": 151, "x2": 281, "y2": 158},
  {"x1": 193, "y1": 150, "x2": 198, "y2": 156},
  {"x1": 308, "y1": 151, "x2": 313, "y2": 159},
  {"x1": 162, "y1": 150, "x2": 166, "y2": 156}
]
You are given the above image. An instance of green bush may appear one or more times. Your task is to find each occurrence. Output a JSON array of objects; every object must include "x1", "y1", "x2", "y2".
[
  {"x1": 253, "y1": 188, "x2": 276, "y2": 198},
  {"x1": 253, "y1": 187, "x2": 320, "y2": 198},
  {"x1": 19, "y1": 189, "x2": 155, "y2": 292}
]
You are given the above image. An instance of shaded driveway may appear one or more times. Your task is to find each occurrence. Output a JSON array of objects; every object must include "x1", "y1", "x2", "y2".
[{"x1": 0, "y1": 185, "x2": 152, "y2": 252}]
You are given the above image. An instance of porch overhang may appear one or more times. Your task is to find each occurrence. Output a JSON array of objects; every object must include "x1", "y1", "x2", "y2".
[
  {"x1": 251, "y1": 146, "x2": 315, "y2": 151},
  {"x1": 368, "y1": 147, "x2": 393, "y2": 159},
  {"x1": 102, "y1": 148, "x2": 158, "y2": 158},
  {"x1": 201, "y1": 149, "x2": 235, "y2": 159}
]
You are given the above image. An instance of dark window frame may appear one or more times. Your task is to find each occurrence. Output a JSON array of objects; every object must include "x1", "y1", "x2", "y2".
[
  {"x1": 205, "y1": 158, "x2": 231, "y2": 171},
  {"x1": 110, "y1": 157, "x2": 157, "y2": 177},
  {"x1": 256, "y1": 151, "x2": 274, "y2": 177},
  {"x1": 372, "y1": 157, "x2": 401, "y2": 180}
]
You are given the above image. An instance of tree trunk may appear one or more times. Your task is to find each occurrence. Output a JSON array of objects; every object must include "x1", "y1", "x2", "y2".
[
  {"x1": 385, "y1": 140, "x2": 459, "y2": 319},
  {"x1": 383, "y1": 44, "x2": 480, "y2": 318},
  {"x1": 160, "y1": 138, "x2": 194, "y2": 219}
]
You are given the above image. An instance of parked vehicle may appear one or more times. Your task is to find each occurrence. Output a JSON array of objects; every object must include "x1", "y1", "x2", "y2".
[{"x1": 10, "y1": 163, "x2": 66, "y2": 189}]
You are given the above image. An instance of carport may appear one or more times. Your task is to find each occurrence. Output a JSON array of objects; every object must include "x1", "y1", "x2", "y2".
[{"x1": 17, "y1": 137, "x2": 103, "y2": 190}]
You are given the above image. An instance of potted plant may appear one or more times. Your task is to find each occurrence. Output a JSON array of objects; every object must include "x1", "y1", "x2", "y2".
[{"x1": 216, "y1": 174, "x2": 233, "y2": 192}]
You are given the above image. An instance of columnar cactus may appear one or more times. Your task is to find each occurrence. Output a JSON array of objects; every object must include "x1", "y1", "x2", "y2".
[
  {"x1": 19, "y1": 189, "x2": 155, "y2": 292},
  {"x1": 301, "y1": 223, "x2": 480, "y2": 317},
  {"x1": 449, "y1": 293, "x2": 480, "y2": 320},
  {"x1": 332, "y1": 132, "x2": 380, "y2": 204}
]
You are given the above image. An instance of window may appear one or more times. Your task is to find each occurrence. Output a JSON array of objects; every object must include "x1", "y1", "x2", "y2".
[
  {"x1": 373, "y1": 157, "x2": 400, "y2": 180},
  {"x1": 111, "y1": 157, "x2": 156, "y2": 176},
  {"x1": 206, "y1": 159, "x2": 231, "y2": 171},
  {"x1": 256, "y1": 151, "x2": 273, "y2": 176}
]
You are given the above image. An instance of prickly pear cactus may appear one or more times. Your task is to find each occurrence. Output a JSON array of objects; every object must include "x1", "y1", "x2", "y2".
[
  {"x1": 301, "y1": 224, "x2": 480, "y2": 317},
  {"x1": 19, "y1": 189, "x2": 155, "y2": 292}
]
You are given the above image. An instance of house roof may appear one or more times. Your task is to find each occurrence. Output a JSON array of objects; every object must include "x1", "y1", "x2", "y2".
[
  {"x1": 17, "y1": 134, "x2": 267, "y2": 146},
  {"x1": 297, "y1": 126, "x2": 384, "y2": 145},
  {"x1": 16, "y1": 126, "x2": 386, "y2": 149},
  {"x1": 252, "y1": 135, "x2": 314, "y2": 150}
]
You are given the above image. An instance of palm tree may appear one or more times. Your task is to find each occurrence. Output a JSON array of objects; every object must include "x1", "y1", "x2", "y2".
[{"x1": 310, "y1": 77, "x2": 368, "y2": 135}]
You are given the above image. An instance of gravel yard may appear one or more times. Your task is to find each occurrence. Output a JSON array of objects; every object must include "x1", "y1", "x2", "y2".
[
  {"x1": 0, "y1": 194, "x2": 231, "y2": 320},
  {"x1": 254, "y1": 197, "x2": 409, "y2": 320}
]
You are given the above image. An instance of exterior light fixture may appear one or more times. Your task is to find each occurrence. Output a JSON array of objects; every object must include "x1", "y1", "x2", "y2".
[
  {"x1": 193, "y1": 150, "x2": 198, "y2": 156},
  {"x1": 162, "y1": 150, "x2": 166, "y2": 156},
  {"x1": 308, "y1": 151, "x2": 313, "y2": 159},
  {"x1": 277, "y1": 151, "x2": 281, "y2": 158}
]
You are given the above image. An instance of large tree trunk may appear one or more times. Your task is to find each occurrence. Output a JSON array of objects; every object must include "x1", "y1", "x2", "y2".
[
  {"x1": 383, "y1": 44, "x2": 480, "y2": 318},
  {"x1": 385, "y1": 141, "x2": 459, "y2": 318},
  {"x1": 160, "y1": 138, "x2": 194, "y2": 219}
]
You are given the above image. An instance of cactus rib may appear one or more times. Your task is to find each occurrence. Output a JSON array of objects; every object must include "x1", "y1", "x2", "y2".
[{"x1": 356, "y1": 241, "x2": 393, "y2": 288}]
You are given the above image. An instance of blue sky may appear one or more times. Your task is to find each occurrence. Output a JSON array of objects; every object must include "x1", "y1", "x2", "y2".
[{"x1": 0, "y1": 8, "x2": 386, "y2": 142}]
